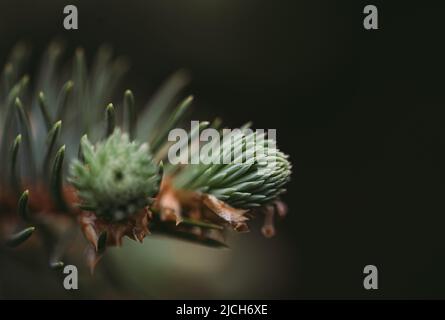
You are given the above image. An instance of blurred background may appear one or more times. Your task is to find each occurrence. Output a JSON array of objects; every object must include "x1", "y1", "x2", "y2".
[{"x1": 1, "y1": 0, "x2": 445, "y2": 299}]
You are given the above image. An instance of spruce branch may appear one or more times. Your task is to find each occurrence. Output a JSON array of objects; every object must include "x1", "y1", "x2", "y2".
[{"x1": 0, "y1": 42, "x2": 293, "y2": 271}]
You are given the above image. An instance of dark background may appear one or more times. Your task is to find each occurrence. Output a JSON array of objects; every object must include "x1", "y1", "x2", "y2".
[{"x1": 1, "y1": 0, "x2": 445, "y2": 298}]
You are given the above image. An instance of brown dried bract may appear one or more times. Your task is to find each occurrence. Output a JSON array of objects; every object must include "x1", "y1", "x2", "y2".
[
  {"x1": 156, "y1": 179, "x2": 183, "y2": 224},
  {"x1": 201, "y1": 194, "x2": 250, "y2": 232},
  {"x1": 78, "y1": 208, "x2": 152, "y2": 272},
  {"x1": 259, "y1": 200, "x2": 288, "y2": 238}
]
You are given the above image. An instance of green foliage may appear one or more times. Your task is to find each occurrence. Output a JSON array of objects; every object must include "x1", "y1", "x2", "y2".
[
  {"x1": 175, "y1": 130, "x2": 292, "y2": 208},
  {"x1": 5, "y1": 226, "x2": 35, "y2": 248},
  {"x1": 69, "y1": 129, "x2": 161, "y2": 221}
]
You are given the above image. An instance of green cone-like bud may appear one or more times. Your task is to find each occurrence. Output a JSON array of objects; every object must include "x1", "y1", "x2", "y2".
[
  {"x1": 174, "y1": 130, "x2": 292, "y2": 208},
  {"x1": 69, "y1": 128, "x2": 160, "y2": 221}
]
